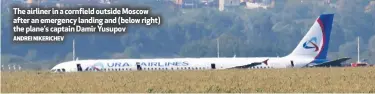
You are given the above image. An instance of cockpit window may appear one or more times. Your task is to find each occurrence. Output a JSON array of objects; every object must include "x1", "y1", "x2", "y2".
[
  {"x1": 62, "y1": 68, "x2": 66, "y2": 72},
  {"x1": 57, "y1": 69, "x2": 61, "y2": 72}
]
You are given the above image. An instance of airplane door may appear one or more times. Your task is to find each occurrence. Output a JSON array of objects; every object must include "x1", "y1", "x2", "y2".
[
  {"x1": 211, "y1": 63, "x2": 216, "y2": 69},
  {"x1": 136, "y1": 62, "x2": 142, "y2": 71},
  {"x1": 77, "y1": 64, "x2": 82, "y2": 72},
  {"x1": 290, "y1": 61, "x2": 295, "y2": 67}
]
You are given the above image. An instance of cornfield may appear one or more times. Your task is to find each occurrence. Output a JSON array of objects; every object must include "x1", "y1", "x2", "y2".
[{"x1": 2, "y1": 67, "x2": 375, "y2": 93}]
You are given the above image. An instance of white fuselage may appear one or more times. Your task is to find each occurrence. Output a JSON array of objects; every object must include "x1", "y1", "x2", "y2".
[{"x1": 50, "y1": 14, "x2": 335, "y2": 73}]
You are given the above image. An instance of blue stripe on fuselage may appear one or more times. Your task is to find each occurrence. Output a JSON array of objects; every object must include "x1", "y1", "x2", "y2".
[{"x1": 311, "y1": 59, "x2": 328, "y2": 64}]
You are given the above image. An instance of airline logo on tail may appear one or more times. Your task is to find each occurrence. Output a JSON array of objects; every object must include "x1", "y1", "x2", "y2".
[
  {"x1": 85, "y1": 62, "x2": 104, "y2": 71},
  {"x1": 302, "y1": 37, "x2": 320, "y2": 52}
]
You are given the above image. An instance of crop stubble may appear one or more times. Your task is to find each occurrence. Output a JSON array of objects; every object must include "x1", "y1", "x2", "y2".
[{"x1": 1, "y1": 67, "x2": 375, "y2": 93}]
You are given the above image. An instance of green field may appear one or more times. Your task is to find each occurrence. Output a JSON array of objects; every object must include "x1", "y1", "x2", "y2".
[{"x1": 2, "y1": 67, "x2": 375, "y2": 93}]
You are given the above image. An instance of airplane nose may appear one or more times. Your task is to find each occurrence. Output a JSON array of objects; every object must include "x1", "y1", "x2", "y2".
[
  {"x1": 50, "y1": 65, "x2": 58, "y2": 71},
  {"x1": 50, "y1": 66, "x2": 56, "y2": 70}
]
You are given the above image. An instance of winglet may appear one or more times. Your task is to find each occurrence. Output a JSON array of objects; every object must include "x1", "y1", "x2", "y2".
[{"x1": 263, "y1": 59, "x2": 269, "y2": 65}]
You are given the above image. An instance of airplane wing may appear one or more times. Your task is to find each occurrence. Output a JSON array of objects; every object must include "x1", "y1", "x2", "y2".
[
  {"x1": 229, "y1": 59, "x2": 268, "y2": 69},
  {"x1": 307, "y1": 57, "x2": 351, "y2": 67}
]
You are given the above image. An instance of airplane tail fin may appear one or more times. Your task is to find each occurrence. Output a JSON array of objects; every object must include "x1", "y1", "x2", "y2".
[{"x1": 286, "y1": 14, "x2": 334, "y2": 60}]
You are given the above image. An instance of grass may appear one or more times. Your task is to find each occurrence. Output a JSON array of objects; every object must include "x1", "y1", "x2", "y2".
[{"x1": 2, "y1": 67, "x2": 375, "y2": 93}]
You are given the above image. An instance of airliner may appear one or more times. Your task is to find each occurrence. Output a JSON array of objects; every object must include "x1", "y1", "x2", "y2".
[{"x1": 50, "y1": 14, "x2": 350, "y2": 72}]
